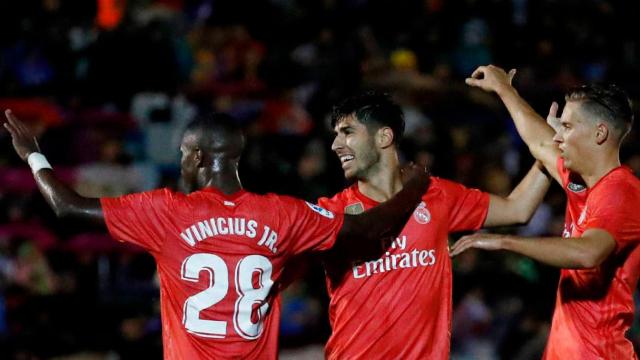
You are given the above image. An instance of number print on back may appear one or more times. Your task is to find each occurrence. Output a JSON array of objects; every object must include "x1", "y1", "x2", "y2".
[
  {"x1": 234, "y1": 255, "x2": 274, "y2": 339},
  {"x1": 181, "y1": 254, "x2": 229, "y2": 337},
  {"x1": 181, "y1": 254, "x2": 274, "y2": 339}
]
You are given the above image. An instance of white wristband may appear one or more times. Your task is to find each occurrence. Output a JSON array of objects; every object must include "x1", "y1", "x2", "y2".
[{"x1": 27, "y1": 152, "x2": 52, "y2": 174}]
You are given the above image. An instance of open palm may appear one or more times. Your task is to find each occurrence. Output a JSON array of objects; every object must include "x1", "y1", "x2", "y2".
[{"x1": 3, "y1": 110, "x2": 41, "y2": 162}]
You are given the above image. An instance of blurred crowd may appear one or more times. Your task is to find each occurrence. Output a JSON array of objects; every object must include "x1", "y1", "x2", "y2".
[{"x1": 1, "y1": 0, "x2": 640, "y2": 359}]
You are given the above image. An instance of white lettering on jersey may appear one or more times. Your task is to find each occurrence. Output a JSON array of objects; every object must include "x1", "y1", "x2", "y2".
[
  {"x1": 179, "y1": 218, "x2": 277, "y2": 253},
  {"x1": 257, "y1": 226, "x2": 278, "y2": 254},
  {"x1": 352, "y1": 237, "x2": 437, "y2": 279},
  {"x1": 179, "y1": 218, "x2": 260, "y2": 247},
  {"x1": 180, "y1": 228, "x2": 196, "y2": 246},
  {"x1": 217, "y1": 218, "x2": 228, "y2": 235},
  {"x1": 390, "y1": 236, "x2": 407, "y2": 250},
  {"x1": 305, "y1": 202, "x2": 334, "y2": 219},
  {"x1": 198, "y1": 220, "x2": 215, "y2": 238}
]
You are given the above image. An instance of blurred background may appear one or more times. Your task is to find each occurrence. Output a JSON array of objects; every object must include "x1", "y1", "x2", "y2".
[{"x1": 1, "y1": 0, "x2": 639, "y2": 359}]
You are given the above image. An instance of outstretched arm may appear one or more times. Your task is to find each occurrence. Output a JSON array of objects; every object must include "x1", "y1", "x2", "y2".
[
  {"x1": 483, "y1": 161, "x2": 552, "y2": 227},
  {"x1": 449, "y1": 228, "x2": 616, "y2": 269},
  {"x1": 337, "y1": 165, "x2": 430, "y2": 245},
  {"x1": 466, "y1": 65, "x2": 561, "y2": 183},
  {"x1": 3, "y1": 110, "x2": 104, "y2": 224}
]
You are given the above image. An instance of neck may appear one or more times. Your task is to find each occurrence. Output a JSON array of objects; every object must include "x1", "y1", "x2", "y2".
[
  {"x1": 204, "y1": 173, "x2": 243, "y2": 194},
  {"x1": 581, "y1": 151, "x2": 621, "y2": 188},
  {"x1": 357, "y1": 152, "x2": 402, "y2": 202},
  {"x1": 200, "y1": 159, "x2": 243, "y2": 194}
]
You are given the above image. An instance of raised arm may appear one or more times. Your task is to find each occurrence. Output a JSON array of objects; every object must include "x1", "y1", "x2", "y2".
[
  {"x1": 466, "y1": 65, "x2": 561, "y2": 183},
  {"x1": 337, "y1": 165, "x2": 430, "y2": 246},
  {"x1": 449, "y1": 229, "x2": 615, "y2": 269},
  {"x1": 3, "y1": 110, "x2": 104, "y2": 224},
  {"x1": 483, "y1": 161, "x2": 551, "y2": 227}
]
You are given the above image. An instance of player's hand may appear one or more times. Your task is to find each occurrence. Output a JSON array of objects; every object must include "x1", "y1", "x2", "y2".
[
  {"x1": 465, "y1": 65, "x2": 516, "y2": 94},
  {"x1": 400, "y1": 162, "x2": 430, "y2": 191},
  {"x1": 546, "y1": 101, "x2": 562, "y2": 134},
  {"x1": 449, "y1": 233, "x2": 506, "y2": 257},
  {"x1": 3, "y1": 109, "x2": 42, "y2": 162}
]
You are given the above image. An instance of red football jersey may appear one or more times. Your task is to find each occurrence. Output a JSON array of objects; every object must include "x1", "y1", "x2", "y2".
[
  {"x1": 543, "y1": 158, "x2": 640, "y2": 360},
  {"x1": 100, "y1": 187, "x2": 343, "y2": 360},
  {"x1": 318, "y1": 177, "x2": 490, "y2": 359}
]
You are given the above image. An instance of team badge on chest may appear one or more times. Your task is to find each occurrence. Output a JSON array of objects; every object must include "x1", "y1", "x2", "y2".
[
  {"x1": 568, "y1": 182, "x2": 587, "y2": 193},
  {"x1": 344, "y1": 202, "x2": 365, "y2": 215},
  {"x1": 413, "y1": 202, "x2": 431, "y2": 224}
]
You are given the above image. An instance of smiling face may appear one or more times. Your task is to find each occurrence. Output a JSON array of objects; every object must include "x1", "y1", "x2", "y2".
[
  {"x1": 553, "y1": 101, "x2": 596, "y2": 172},
  {"x1": 331, "y1": 115, "x2": 381, "y2": 181}
]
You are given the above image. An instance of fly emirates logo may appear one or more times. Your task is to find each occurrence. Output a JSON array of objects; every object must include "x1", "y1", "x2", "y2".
[{"x1": 352, "y1": 236, "x2": 436, "y2": 279}]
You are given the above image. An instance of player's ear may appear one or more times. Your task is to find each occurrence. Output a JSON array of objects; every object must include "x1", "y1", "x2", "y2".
[
  {"x1": 194, "y1": 148, "x2": 205, "y2": 168},
  {"x1": 377, "y1": 127, "x2": 394, "y2": 149},
  {"x1": 595, "y1": 123, "x2": 609, "y2": 145}
]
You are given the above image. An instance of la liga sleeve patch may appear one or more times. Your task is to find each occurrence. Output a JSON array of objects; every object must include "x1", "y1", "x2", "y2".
[{"x1": 305, "y1": 202, "x2": 335, "y2": 219}]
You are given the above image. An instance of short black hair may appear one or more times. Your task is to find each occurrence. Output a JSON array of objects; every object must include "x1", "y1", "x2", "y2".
[
  {"x1": 184, "y1": 113, "x2": 245, "y2": 157},
  {"x1": 331, "y1": 91, "x2": 405, "y2": 144},
  {"x1": 565, "y1": 84, "x2": 634, "y2": 141}
]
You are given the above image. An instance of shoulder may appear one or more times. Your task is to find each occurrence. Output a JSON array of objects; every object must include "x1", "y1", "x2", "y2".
[
  {"x1": 611, "y1": 167, "x2": 640, "y2": 187},
  {"x1": 259, "y1": 193, "x2": 338, "y2": 220},
  {"x1": 262, "y1": 192, "x2": 298, "y2": 204},
  {"x1": 253, "y1": 192, "x2": 308, "y2": 212},
  {"x1": 101, "y1": 188, "x2": 180, "y2": 221},
  {"x1": 423, "y1": 177, "x2": 489, "y2": 211},
  {"x1": 592, "y1": 168, "x2": 640, "y2": 203},
  {"x1": 317, "y1": 185, "x2": 358, "y2": 210},
  {"x1": 585, "y1": 169, "x2": 640, "y2": 221},
  {"x1": 427, "y1": 177, "x2": 471, "y2": 197},
  {"x1": 159, "y1": 187, "x2": 182, "y2": 199},
  {"x1": 153, "y1": 187, "x2": 188, "y2": 203},
  {"x1": 106, "y1": 187, "x2": 179, "y2": 204}
]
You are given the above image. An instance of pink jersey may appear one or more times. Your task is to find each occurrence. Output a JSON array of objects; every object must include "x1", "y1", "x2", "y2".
[
  {"x1": 101, "y1": 187, "x2": 343, "y2": 359},
  {"x1": 318, "y1": 177, "x2": 490, "y2": 359},
  {"x1": 543, "y1": 158, "x2": 640, "y2": 360}
]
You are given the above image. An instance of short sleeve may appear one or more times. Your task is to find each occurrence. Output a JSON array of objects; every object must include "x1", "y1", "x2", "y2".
[
  {"x1": 582, "y1": 186, "x2": 640, "y2": 251},
  {"x1": 100, "y1": 188, "x2": 175, "y2": 253},
  {"x1": 441, "y1": 179, "x2": 490, "y2": 232},
  {"x1": 284, "y1": 199, "x2": 345, "y2": 255},
  {"x1": 317, "y1": 196, "x2": 342, "y2": 214}
]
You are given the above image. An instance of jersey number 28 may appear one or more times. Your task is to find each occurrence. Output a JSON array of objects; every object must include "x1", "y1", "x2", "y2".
[{"x1": 181, "y1": 253, "x2": 273, "y2": 339}]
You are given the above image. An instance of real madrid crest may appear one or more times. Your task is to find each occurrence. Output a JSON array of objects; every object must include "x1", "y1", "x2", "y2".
[
  {"x1": 345, "y1": 202, "x2": 365, "y2": 215},
  {"x1": 413, "y1": 201, "x2": 431, "y2": 224}
]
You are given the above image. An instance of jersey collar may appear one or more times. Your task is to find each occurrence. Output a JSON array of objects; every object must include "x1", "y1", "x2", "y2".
[
  {"x1": 352, "y1": 183, "x2": 382, "y2": 207},
  {"x1": 201, "y1": 187, "x2": 248, "y2": 201}
]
